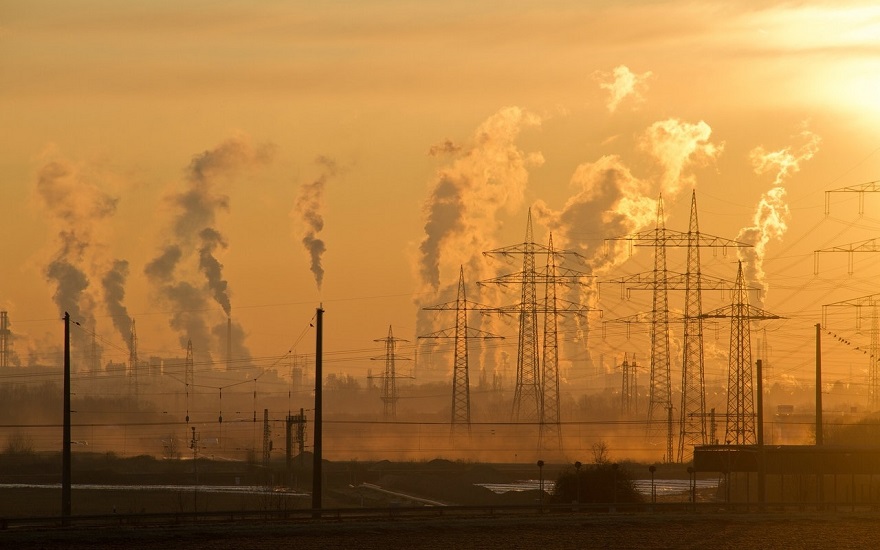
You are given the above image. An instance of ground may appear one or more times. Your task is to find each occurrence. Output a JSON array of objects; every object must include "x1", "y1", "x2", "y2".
[{"x1": 3, "y1": 512, "x2": 880, "y2": 549}]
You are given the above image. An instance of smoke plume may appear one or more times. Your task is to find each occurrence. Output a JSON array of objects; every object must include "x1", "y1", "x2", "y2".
[
  {"x1": 101, "y1": 259, "x2": 133, "y2": 352},
  {"x1": 35, "y1": 156, "x2": 118, "y2": 366},
  {"x1": 749, "y1": 129, "x2": 821, "y2": 186},
  {"x1": 145, "y1": 136, "x2": 272, "y2": 352},
  {"x1": 198, "y1": 228, "x2": 230, "y2": 316},
  {"x1": 596, "y1": 65, "x2": 652, "y2": 113},
  {"x1": 533, "y1": 155, "x2": 654, "y2": 275},
  {"x1": 534, "y1": 118, "x2": 721, "y2": 373},
  {"x1": 414, "y1": 107, "x2": 542, "y2": 382},
  {"x1": 737, "y1": 129, "x2": 821, "y2": 303},
  {"x1": 293, "y1": 156, "x2": 335, "y2": 291},
  {"x1": 418, "y1": 106, "x2": 543, "y2": 293},
  {"x1": 641, "y1": 119, "x2": 723, "y2": 198}
]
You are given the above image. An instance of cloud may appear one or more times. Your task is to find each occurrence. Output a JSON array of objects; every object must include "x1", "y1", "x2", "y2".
[{"x1": 596, "y1": 65, "x2": 653, "y2": 112}]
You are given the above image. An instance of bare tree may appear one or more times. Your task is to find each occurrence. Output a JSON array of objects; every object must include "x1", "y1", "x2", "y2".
[{"x1": 591, "y1": 441, "x2": 610, "y2": 464}]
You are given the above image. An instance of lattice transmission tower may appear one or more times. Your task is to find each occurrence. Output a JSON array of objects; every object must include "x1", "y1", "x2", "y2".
[
  {"x1": 485, "y1": 210, "x2": 541, "y2": 422},
  {"x1": 813, "y1": 181, "x2": 880, "y2": 410},
  {"x1": 370, "y1": 326, "x2": 411, "y2": 420},
  {"x1": 481, "y1": 221, "x2": 593, "y2": 449},
  {"x1": 619, "y1": 353, "x2": 641, "y2": 416},
  {"x1": 823, "y1": 294, "x2": 880, "y2": 411},
  {"x1": 702, "y1": 261, "x2": 781, "y2": 445},
  {"x1": 815, "y1": 181, "x2": 880, "y2": 274},
  {"x1": 823, "y1": 180, "x2": 880, "y2": 216},
  {"x1": 605, "y1": 192, "x2": 749, "y2": 462},
  {"x1": 481, "y1": 213, "x2": 592, "y2": 430},
  {"x1": 421, "y1": 267, "x2": 502, "y2": 438},
  {"x1": 541, "y1": 234, "x2": 562, "y2": 448},
  {"x1": 816, "y1": 180, "x2": 880, "y2": 409}
]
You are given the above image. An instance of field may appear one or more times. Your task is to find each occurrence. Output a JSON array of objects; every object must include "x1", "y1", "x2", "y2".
[{"x1": 5, "y1": 453, "x2": 875, "y2": 548}]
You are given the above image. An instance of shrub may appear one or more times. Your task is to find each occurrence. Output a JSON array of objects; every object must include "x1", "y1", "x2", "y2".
[{"x1": 551, "y1": 462, "x2": 642, "y2": 504}]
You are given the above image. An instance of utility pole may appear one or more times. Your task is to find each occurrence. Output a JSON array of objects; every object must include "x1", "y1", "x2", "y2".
[
  {"x1": 816, "y1": 322, "x2": 824, "y2": 507},
  {"x1": 312, "y1": 306, "x2": 323, "y2": 516},
  {"x1": 190, "y1": 426, "x2": 199, "y2": 513},
  {"x1": 185, "y1": 339, "x2": 194, "y2": 424},
  {"x1": 262, "y1": 409, "x2": 271, "y2": 486},
  {"x1": 62, "y1": 312, "x2": 71, "y2": 524},
  {"x1": 816, "y1": 323, "x2": 823, "y2": 446},
  {"x1": 757, "y1": 358, "x2": 766, "y2": 507}
]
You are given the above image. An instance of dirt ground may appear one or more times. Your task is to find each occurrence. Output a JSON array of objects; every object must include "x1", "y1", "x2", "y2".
[{"x1": 3, "y1": 512, "x2": 880, "y2": 549}]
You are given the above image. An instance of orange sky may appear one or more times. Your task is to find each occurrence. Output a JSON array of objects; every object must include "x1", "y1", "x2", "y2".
[{"x1": 2, "y1": 1, "x2": 880, "y2": 404}]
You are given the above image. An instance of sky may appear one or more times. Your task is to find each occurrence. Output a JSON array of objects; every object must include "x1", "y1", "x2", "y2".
[{"x1": 3, "y1": 1, "x2": 880, "y2": 401}]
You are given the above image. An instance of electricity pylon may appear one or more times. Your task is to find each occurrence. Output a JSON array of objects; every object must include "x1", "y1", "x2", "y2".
[
  {"x1": 481, "y1": 212, "x2": 592, "y2": 430},
  {"x1": 815, "y1": 180, "x2": 880, "y2": 274},
  {"x1": 816, "y1": 180, "x2": 880, "y2": 410},
  {"x1": 371, "y1": 326, "x2": 411, "y2": 420},
  {"x1": 824, "y1": 180, "x2": 880, "y2": 216},
  {"x1": 484, "y1": 210, "x2": 541, "y2": 422},
  {"x1": 421, "y1": 267, "x2": 502, "y2": 438},
  {"x1": 605, "y1": 192, "x2": 750, "y2": 462},
  {"x1": 702, "y1": 261, "x2": 781, "y2": 445},
  {"x1": 540, "y1": 234, "x2": 562, "y2": 449},
  {"x1": 823, "y1": 294, "x2": 880, "y2": 411},
  {"x1": 619, "y1": 353, "x2": 641, "y2": 416},
  {"x1": 680, "y1": 192, "x2": 707, "y2": 463},
  {"x1": 482, "y1": 228, "x2": 595, "y2": 449}
]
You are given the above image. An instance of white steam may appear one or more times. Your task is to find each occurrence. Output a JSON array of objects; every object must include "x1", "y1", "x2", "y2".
[
  {"x1": 738, "y1": 128, "x2": 821, "y2": 303},
  {"x1": 641, "y1": 119, "x2": 723, "y2": 198},
  {"x1": 596, "y1": 65, "x2": 653, "y2": 113}
]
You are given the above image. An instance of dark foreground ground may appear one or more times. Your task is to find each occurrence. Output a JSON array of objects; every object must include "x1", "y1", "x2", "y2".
[{"x1": 4, "y1": 512, "x2": 880, "y2": 549}]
